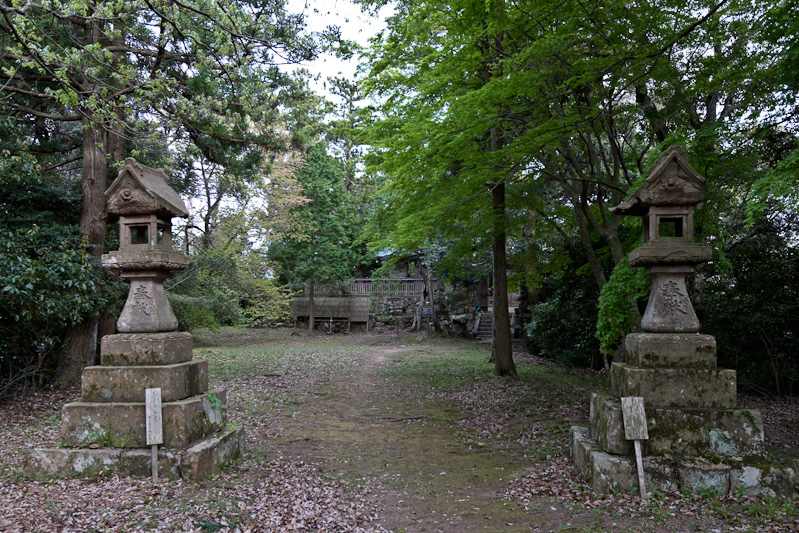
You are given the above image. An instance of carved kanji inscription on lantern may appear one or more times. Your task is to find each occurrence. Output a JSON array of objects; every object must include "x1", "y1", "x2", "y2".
[
  {"x1": 660, "y1": 280, "x2": 689, "y2": 315},
  {"x1": 132, "y1": 286, "x2": 154, "y2": 316}
]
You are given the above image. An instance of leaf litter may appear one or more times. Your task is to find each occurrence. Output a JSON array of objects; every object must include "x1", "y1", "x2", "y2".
[{"x1": 0, "y1": 329, "x2": 796, "y2": 532}]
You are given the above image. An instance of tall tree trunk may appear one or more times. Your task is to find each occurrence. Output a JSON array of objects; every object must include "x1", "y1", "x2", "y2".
[
  {"x1": 419, "y1": 261, "x2": 442, "y2": 333},
  {"x1": 58, "y1": 112, "x2": 108, "y2": 384},
  {"x1": 491, "y1": 180, "x2": 516, "y2": 377},
  {"x1": 308, "y1": 199, "x2": 317, "y2": 336},
  {"x1": 308, "y1": 282, "x2": 316, "y2": 335}
]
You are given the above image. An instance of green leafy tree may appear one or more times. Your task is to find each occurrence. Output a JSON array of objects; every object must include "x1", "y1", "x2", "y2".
[
  {"x1": 1, "y1": 0, "x2": 335, "y2": 376},
  {"x1": 269, "y1": 143, "x2": 357, "y2": 334},
  {"x1": 362, "y1": 0, "x2": 793, "y2": 374},
  {"x1": 0, "y1": 119, "x2": 119, "y2": 395}
]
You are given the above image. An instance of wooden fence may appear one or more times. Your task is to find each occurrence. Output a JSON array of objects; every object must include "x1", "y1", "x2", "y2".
[{"x1": 305, "y1": 278, "x2": 437, "y2": 297}]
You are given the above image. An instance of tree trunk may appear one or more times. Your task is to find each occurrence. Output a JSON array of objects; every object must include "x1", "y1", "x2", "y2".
[
  {"x1": 308, "y1": 282, "x2": 315, "y2": 335},
  {"x1": 491, "y1": 181, "x2": 516, "y2": 377},
  {"x1": 419, "y1": 261, "x2": 442, "y2": 333},
  {"x1": 58, "y1": 112, "x2": 108, "y2": 384}
]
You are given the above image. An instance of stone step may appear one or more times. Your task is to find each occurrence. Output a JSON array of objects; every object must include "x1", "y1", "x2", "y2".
[
  {"x1": 477, "y1": 314, "x2": 493, "y2": 337},
  {"x1": 100, "y1": 332, "x2": 193, "y2": 366},
  {"x1": 610, "y1": 363, "x2": 736, "y2": 409},
  {"x1": 61, "y1": 389, "x2": 227, "y2": 448},
  {"x1": 81, "y1": 360, "x2": 208, "y2": 403},
  {"x1": 571, "y1": 427, "x2": 795, "y2": 497},
  {"x1": 28, "y1": 427, "x2": 244, "y2": 482},
  {"x1": 589, "y1": 393, "x2": 764, "y2": 457}
]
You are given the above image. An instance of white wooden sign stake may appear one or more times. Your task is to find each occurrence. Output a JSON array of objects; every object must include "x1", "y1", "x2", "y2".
[
  {"x1": 621, "y1": 396, "x2": 649, "y2": 499},
  {"x1": 145, "y1": 388, "x2": 163, "y2": 484}
]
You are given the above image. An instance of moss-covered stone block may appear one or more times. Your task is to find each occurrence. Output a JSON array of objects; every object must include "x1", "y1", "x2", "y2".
[
  {"x1": 678, "y1": 463, "x2": 730, "y2": 495},
  {"x1": 180, "y1": 427, "x2": 245, "y2": 483},
  {"x1": 611, "y1": 363, "x2": 736, "y2": 409},
  {"x1": 730, "y1": 464, "x2": 797, "y2": 498},
  {"x1": 589, "y1": 393, "x2": 633, "y2": 456},
  {"x1": 61, "y1": 389, "x2": 227, "y2": 448},
  {"x1": 100, "y1": 332, "x2": 193, "y2": 366},
  {"x1": 570, "y1": 426, "x2": 596, "y2": 479},
  {"x1": 26, "y1": 448, "x2": 181, "y2": 480},
  {"x1": 81, "y1": 360, "x2": 208, "y2": 403},
  {"x1": 625, "y1": 332, "x2": 716, "y2": 368},
  {"x1": 647, "y1": 408, "x2": 764, "y2": 457}
]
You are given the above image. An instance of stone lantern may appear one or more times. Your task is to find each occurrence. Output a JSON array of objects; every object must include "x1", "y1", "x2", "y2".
[
  {"x1": 611, "y1": 145, "x2": 712, "y2": 332},
  {"x1": 103, "y1": 158, "x2": 190, "y2": 333},
  {"x1": 29, "y1": 159, "x2": 243, "y2": 482},
  {"x1": 570, "y1": 147, "x2": 795, "y2": 496}
]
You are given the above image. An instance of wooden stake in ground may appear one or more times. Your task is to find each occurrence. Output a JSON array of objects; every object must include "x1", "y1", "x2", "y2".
[
  {"x1": 145, "y1": 388, "x2": 163, "y2": 483},
  {"x1": 621, "y1": 396, "x2": 649, "y2": 498}
]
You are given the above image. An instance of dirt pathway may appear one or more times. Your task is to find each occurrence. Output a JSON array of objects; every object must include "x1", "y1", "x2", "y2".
[{"x1": 266, "y1": 343, "x2": 541, "y2": 532}]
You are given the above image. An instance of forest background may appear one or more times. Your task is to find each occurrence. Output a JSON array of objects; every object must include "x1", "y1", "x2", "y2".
[{"x1": 1, "y1": 0, "x2": 798, "y2": 398}]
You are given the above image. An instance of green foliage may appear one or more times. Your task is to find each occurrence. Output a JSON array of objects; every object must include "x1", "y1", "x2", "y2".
[
  {"x1": 596, "y1": 257, "x2": 651, "y2": 358},
  {"x1": 526, "y1": 255, "x2": 602, "y2": 369},
  {"x1": 167, "y1": 239, "x2": 292, "y2": 329},
  {"x1": 0, "y1": 119, "x2": 120, "y2": 396},
  {"x1": 0, "y1": 227, "x2": 114, "y2": 397},
  {"x1": 269, "y1": 143, "x2": 358, "y2": 289},
  {"x1": 167, "y1": 294, "x2": 224, "y2": 331},
  {"x1": 703, "y1": 213, "x2": 799, "y2": 395},
  {"x1": 167, "y1": 249, "x2": 243, "y2": 328}
]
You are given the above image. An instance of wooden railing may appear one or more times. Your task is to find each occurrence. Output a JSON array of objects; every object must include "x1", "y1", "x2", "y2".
[{"x1": 306, "y1": 278, "x2": 437, "y2": 297}]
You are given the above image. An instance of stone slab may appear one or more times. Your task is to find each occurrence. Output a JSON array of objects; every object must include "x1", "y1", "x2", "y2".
[
  {"x1": 27, "y1": 428, "x2": 246, "y2": 482},
  {"x1": 611, "y1": 363, "x2": 736, "y2": 409},
  {"x1": 570, "y1": 426, "x2": 598, "y2": 482},
  {"x1": 181, "y1": 427, "x2": 245, "y2": 483},
  {"x1": 679, "y1": 463, "x2": 730, "y2": 495},
  {"x1": 82, "y1": 360, "x2": 208, "y2": 402},
  {"x1": 628, "y1": 242, "x2": 712, "y2": 268},
  {"x1": 590, "y1": 394, "x2": 763, "y2": 457},
  {"x1": 647, "y1": 407, "x2": 764, "y2": 457},
  {"x1": 625, "y1": 332, "x2": 716, "y2": 368},
  {"x1": 26, "y1": 447, "x2": 181, "y2": 480},
  {"x1": 61, "y1": 389, "x2": 227, "y2": 448},
  {"x1": 730, "y1": 465, "x2": 797, "y2": 498},
  {"x1": 100, "y1": 332, "x2": 193, "y2": 366},
  {"x1": 571, "y1": 428, "x2": 794, "y2": 496},
  {"x1": 589, "y1": 393, "x2": 633, "y2": 455}
]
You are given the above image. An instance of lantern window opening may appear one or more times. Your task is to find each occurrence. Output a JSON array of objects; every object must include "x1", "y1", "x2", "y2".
[
  {"x1": 130, "y1": 225, "x2": 149, "y2": 245},
  {"x1": 658, "y1": 217, "x2": 684, "y2": 239}
]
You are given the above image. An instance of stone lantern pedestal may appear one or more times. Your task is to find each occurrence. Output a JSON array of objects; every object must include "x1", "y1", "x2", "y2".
[
  {"x1": 28, "y1": 159, "x2": 243, "y2": 481},
  {"x1": 570, "y1": 147, "x2": 795, "y2": 496}
]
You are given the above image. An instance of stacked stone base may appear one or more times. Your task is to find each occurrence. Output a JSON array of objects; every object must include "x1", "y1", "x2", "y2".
[
  {"x1": 28, "y1": 427, "x2": 244, "y2": 482},
  {"x1": 571, "y1": 333, "x2": 796, "y2": 496},
  {"x1": 28, "y1": 332, "x2": 244, "y2": 482},
  {"x1": 571, "y1": 427, "x2": 795, "y2": 497}
]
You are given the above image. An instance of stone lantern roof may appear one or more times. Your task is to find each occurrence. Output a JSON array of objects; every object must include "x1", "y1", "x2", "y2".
[
  {"x1": 611, "y1": 146, "x2": 711, "y2": 269},
  {"x1": 611, "y1": 146, "x2": 705, "y2": 217},
  {"x1": 105, "y1": 158, "x2": 189, "y2": 219}
]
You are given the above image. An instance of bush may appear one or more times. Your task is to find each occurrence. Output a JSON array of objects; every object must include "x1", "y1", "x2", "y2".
[
  {"x1": 0, "y1": 227, "x2": 115, "y2": 398},
  {"x1": 167, "y1": 291, "x2": 243, "y2": 330},
  {"x1": 526, "y1": 264, "x2": 602, "y2": 369},
  {"x1": 703, "y1": 215, "x2": 799, "y2": 396},
  {"x1": 596, "y1": 257, "x2": 650, "y2": 360}
]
